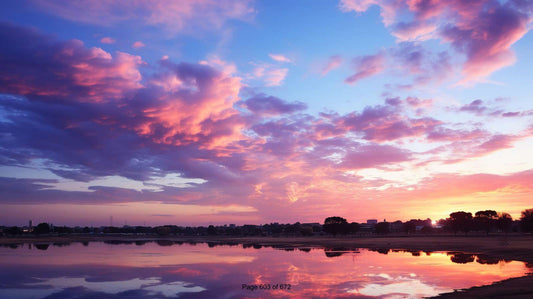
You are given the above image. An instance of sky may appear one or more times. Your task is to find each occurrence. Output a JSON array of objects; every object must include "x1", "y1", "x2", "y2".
[{"x1": 0, "y1": 0, "x2": 532, "y2": 226}]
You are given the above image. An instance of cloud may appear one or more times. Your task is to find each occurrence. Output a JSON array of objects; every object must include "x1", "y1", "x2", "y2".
[
  {"x1": 321, "y1": 55, "x2": 343, "y2": 76},
  {"x1": 249, "y1": 63, "x2": 289, "y2": 86},
  {"x1": 450, "y1": 99, "x2": 532, "y2": 118},
  {"x1": 459, "y1": 99, "x2": 487, "y2": 115},
  {"x1": 100, "y1": 37, "x2": 115, "y2": 44},
  {"x1": 33, "y1": 0, "x2": 254, "y2": 34},
  {"x1": 477, "y1": 134, "x2": 519, "y2": 154},
  {"x1": 392, "y1": 21, "x2": 437, "y2": 41},
  {"x1": 132, "y1": 41, "x2": 145, "y2": 48},
  {"x1": 340, "y1": 144, "x2": 411, "y2": 169},
  {"x1": 268, "y1": 54, "x2": 292, "y2": 63},
  {"x1": 336, "y1": 103, "x2": 442, "y2": 142},
  {"x1": 0, "y1": 22, "x2": 143, "y2": 103},
  {"x1": 1, "y1": 22, "x2": 531, "y2": 224},
  {"x1": 340, "y1": 0, "x2": 533, "y2": 84},
  {"x1": 0, "y1": 23, "x2": 246, "y2": 184},
  {"x1": 345, "y1": 52, "x2": 385, "y2": 84},
  {"x1": 242, "y1": 94, "x2": 307, "y2": 116},
  {"x1": 441, "y1": 2, "x2": 530, "y2": 84}
]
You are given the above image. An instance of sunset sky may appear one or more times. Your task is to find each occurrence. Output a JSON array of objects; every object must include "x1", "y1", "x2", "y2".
[{"x1": 0, "y1": 0, "x2": 532, "y2": 226}]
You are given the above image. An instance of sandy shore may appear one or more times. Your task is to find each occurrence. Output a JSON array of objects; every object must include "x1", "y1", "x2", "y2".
[{"x1": 1, "y1": 234, "x2": 532, "y2": 297}]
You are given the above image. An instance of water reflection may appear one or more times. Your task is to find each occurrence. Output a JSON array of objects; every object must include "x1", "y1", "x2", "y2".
[{"x1": 0, "y1": 241, "x2": 528, "y2": 298}]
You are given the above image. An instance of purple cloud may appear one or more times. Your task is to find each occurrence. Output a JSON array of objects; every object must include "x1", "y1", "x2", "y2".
[
  {"x1": 242, "y1": 94, "x2": 307, "y2": 116},
  {"x1": 345, "y1": 52, "x2": 385, "y2": 84},
  {"x1": 341, "y1": 0, "x2": 532, "y2": 84},
  {"x1": 0, "y1": 22, "x2": 143, "y2": 103},
  {"x1": 459, "y1": 99, "x2": 487, "y2": 115}
]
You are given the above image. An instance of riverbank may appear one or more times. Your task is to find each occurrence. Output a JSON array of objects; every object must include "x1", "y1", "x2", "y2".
[{"x1": 1, "y1": 234, "x2": 532, "y2": 297}]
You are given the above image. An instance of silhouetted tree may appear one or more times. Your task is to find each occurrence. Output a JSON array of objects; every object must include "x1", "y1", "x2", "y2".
[
  {"x1": 520, "y1": 208, "x2": 533, "y2": 233},
  {"x1": 375, "y1": 222, "x2": 389, "y2": 234},
  {"x1": 154, "y1": 226, "x2": 172, "y2": 236},
  {"x1": 348, "y1": 222, "x2": 360, "y2": 234},
  {"x1": 474, "y1": 210, "x2": 498, "y2": 235},
  {"x1": 449, "y1": 212, "x2": 473, "y2": 235},
  {"x1": 403, "y1": 220, "x2": 417, "y2": 234},
  {"x1": 54, "y1": 226, "x2": 73, "y2": 234},
  {"x1": 421, "y1": 225, "x2": 433, "y2": 234},
  {"x1": 323, "y1": 216, "x2": 348, "y2": 236},
  {"x1": 299, "y1": 225, "x2": 314, "y2": 236},
  {"x1": 5, "y1": 226, "x2": 22, "y2": 235},
  {"x1": 34, "y1": 223, "x2": 50, "y2": 234},
  {"x1": 475, "y1": 210, "x2": 498, "y2": 218},
  {"x1": 207, "y1": 225, "x2": 217, "y2": 235},
  {"x1": 496, "y1": 212, "x2": 513, "y2": 233}
]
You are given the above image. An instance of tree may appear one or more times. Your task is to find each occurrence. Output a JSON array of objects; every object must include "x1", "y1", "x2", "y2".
[
  {"x1": 323, "y1": 216, "x2": 348, "y2": 236},
  {"x1": 207, "y1": 225, "x2": 217, "y2": 235},
  {"x1": 421, "y1": 225, "x2": 433, "y2": 234},
  {"x1": 403, "y1": 220, "x2": 417, "y2": 234},
  {"x1": 300, "y1": 225, "x2": 314, "y2": 236},
  {"x1": 5, "y1": 226, "x2": 22, "y2": 235},
  {"x1": 496, "y1": 212, "x2": 513, "y2": 233},
  {"x1": 520, "y1": 208, "x2": 533, "y2": 233},
  {"x1": 34, "y1": 223, "x2": 50, "y2": 234},
  {"x1": 475, "y1": 210, "x2": 498, "y2": 219},
  {"x1": 375, "y1": 222, "x2": 390, "y2": 234},
  {"x1": 449, "y1": 211, "x2": 473, "y2": 235},
  {"x1": 474, "y1": 210, "x2": 498, "y2": 235},
  {"x1": 348, "y1": 222, "x2": 360, "y2": 234}
]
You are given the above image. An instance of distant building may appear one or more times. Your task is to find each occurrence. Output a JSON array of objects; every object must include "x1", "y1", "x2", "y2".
[{"x1": 366, "y1": 219, "x2": 378, "y2": 225}]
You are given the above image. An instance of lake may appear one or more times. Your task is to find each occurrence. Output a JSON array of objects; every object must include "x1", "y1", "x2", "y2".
[{"x1": 0, "y1": 241, "x2": 528, "y2": 298}]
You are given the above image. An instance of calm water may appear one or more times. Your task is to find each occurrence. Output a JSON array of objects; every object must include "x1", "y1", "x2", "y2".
[{"x1": 0, "y1": 241, "x2": 528, "y2": 298}]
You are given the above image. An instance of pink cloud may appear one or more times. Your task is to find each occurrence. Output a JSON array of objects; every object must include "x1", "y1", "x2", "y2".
[
  {"x1": 341, "y1": 0, "x2": 533, "y2": 84},
  {"x1": 405, "y1": 96, "x2": 433, "y2": 108},
  {"x1": 263, "y1": 68, "x2": 289, "y2": 86},
  {"x1": 0, "y1": 23, "x2": 143, "y2": 102},
  {"x1": 345, "y1": 52, "x2": 385, "y2": 84},
  {"x1": 321, "y1": 55, "x2": 343, "y2": 76},
  {"x1": 340, "y1": 144, "x2": 411, "y2": 169},
  {"x1": 340, "y1": 0, "x2": 398, "y2": 26},
  {"x1": 250, "y1": 63, "x2": 289, "y2": 86},
  {"x1": 443, "y1": 3, "x2": 529, "y2": 84},
  {"x1": 33, "y1": 0, "x2": 254, "y2": 34},
  {"x1": 139, "y1": 60, "x2": 245, "y2": 147},
  {"x1": 392, "y1": 21, "x2": 437, "y2": 41},
  {"x1": 336, "y1": 104, "x2": 442, "y2": 141},
  {"x1": 132, "y1": 41, "x2": 145, "y2": 48},
  {"x1": 100, "y1": 37, "x2": 115, "y2": 44},
  {"x1": 426, "y1": 128, "x2": 488, "y2": 143},
  {"x1": 268, "y1": 54, "x2": 292, "y2": 63},
  {"x1": 477, "y1": 134, "x2": 519, "y2": 154}
]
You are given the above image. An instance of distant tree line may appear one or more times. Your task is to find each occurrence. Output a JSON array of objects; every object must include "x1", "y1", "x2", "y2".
[
  {"x1": 1, "y1": 208, "x2": 532, "y2": 237},
  {"x1": 321, "y1": 208, "x2": 532, "y2": 237}
]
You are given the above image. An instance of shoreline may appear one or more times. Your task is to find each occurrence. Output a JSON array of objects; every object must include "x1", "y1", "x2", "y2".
[{"x1": 1, "y1": 234, "x2": 532, "y2": 297}]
